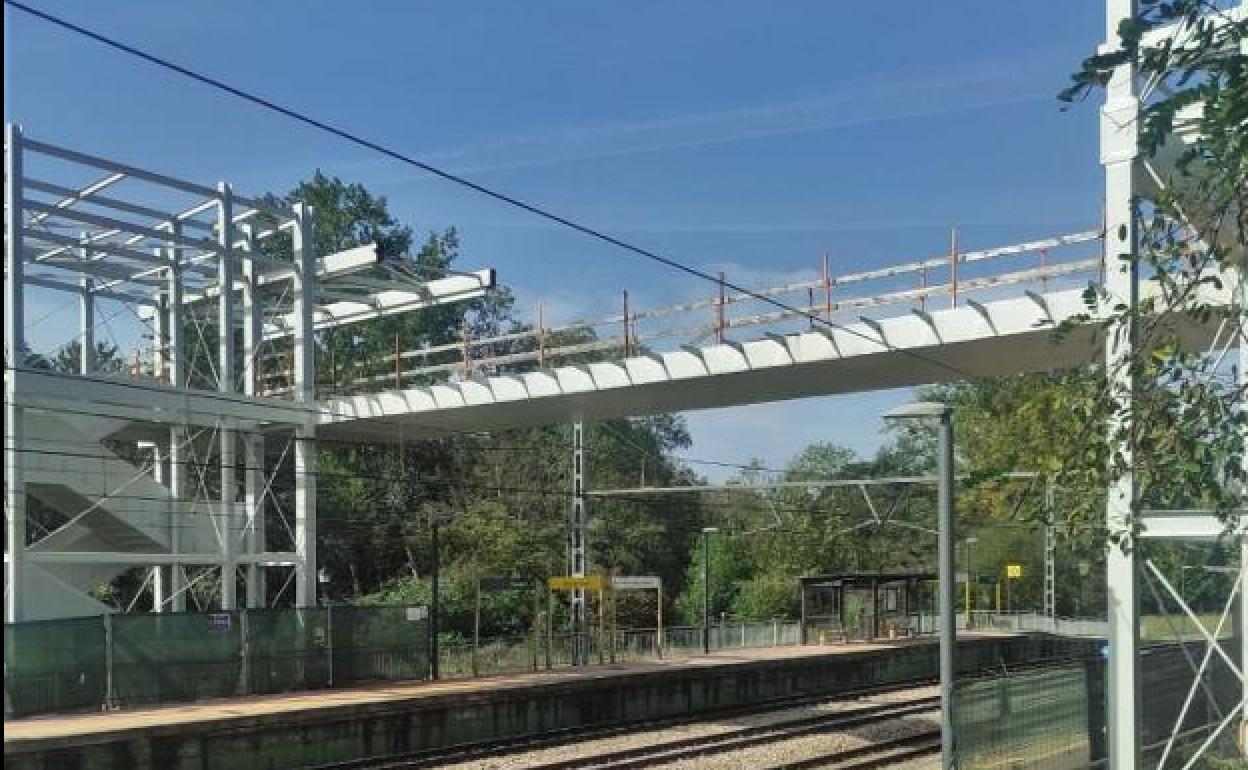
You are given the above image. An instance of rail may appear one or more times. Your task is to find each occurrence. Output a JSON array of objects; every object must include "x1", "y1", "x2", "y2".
[{"x1": 264, "y1": 227, "x2": 1104, "y2": 397}]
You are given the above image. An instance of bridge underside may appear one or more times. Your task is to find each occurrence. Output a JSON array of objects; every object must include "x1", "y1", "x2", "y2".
[{"x1": 318, "y1": 285, "x2": 1224, "y2": 442}]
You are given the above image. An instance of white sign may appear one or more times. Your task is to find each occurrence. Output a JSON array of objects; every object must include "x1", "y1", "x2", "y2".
[
  {"x1": 612, "y1": 575, "x2": 661, "y2": 591},
  {"x1": 406, "y1": 606, "x2": 428, "y2": 621}
]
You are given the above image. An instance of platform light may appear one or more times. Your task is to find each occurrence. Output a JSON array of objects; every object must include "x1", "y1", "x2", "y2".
[{"x1": 884, "y1": 401, "x2": 954, "y2": 770}]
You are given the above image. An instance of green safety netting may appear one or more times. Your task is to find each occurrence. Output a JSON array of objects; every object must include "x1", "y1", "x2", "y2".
[
  {"x1": 245, "y1": 607, "x2": 331, "y2": 694},
  {"x1": 4, "y1": 615, "x2": 107, "y2": 717},
  {"x1": 111, "y1": 611, "x2": 244, "y2": 706}
]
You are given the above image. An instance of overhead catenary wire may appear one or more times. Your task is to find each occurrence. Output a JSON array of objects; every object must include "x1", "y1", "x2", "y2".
[
  {"x1": 3, "y1": 0, "x2": 989, "y2": 387},
  {"x1": 7, "y1": 0, "x2": 1234, "y2": 541}
]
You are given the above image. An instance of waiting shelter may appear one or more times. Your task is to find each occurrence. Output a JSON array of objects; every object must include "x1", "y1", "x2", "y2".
[{"x1": 798, "y1": 572, "x2": 936, "y2": 642}]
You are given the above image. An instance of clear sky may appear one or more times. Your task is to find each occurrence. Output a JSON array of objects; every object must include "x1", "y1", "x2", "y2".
[{"x1": 4, "y1": 1, "x2": 1106, "y2": 478}]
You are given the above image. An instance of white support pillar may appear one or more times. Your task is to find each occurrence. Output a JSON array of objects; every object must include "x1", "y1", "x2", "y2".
[
  {"x1": 150, "y1": 246, "x2": 170, "y2": 611},
  {"x1": 570, "y1": 419, "x2": 588, "y2": 665},
  {"x1": 291, "y1": 203, "x2": 318, "y2": 607},
  {"x1": 4, "y1": 123, "x2": 26, "y2": 624},
  {"x1": 1240, "y1": 289, "x2": 1247, "y2": 756},
  {"x1": 240, "y1": 225, "x2": 266, "y2": 606},
  {"x1": 243, "y1": 432, "x2": 265, "y2": 608},
  {"x1": 218, "y1": 182, "x2": 237, "y2": 610},
  {"x1": 167, "y1": 222, "x2": 187, "y2": 612},
  {"x1": 1102, "y1": 1, "x2": 1142, "y2": 764}
]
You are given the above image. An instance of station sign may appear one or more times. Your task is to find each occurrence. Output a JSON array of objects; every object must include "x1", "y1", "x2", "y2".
[
  {"x1": 548, "y1": 575, "x2": 604, "y2": 591},
  {"x1": 611, "y1": 576, "x2": 661, "y2": 591}
]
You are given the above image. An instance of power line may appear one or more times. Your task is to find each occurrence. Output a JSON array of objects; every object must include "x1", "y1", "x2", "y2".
[{"x1": 3, "y1": 0, "x2": 984, "y2": 385}]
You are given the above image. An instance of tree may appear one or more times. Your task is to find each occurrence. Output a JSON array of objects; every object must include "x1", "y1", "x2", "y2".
[{"x1": 1046, "y1": 2, "x2": 1247, "y2": 539}]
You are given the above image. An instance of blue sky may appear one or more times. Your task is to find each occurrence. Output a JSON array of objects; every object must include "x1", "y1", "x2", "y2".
[{"x1": 4, "y1": 1, "x2": 1105, "y2": 478}]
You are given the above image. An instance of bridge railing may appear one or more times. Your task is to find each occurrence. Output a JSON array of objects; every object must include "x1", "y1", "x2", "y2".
[{"x1": 303, "y1": 227, "x2": 1104, "y2": 397}]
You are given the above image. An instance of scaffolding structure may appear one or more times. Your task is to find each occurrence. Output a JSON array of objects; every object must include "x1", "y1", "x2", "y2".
[{"x1": 3, "y1": 125, "x2": 493, "y2": 622}]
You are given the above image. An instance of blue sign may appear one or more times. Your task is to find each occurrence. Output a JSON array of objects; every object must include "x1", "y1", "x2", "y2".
[{"x1": 208, "y1": 613, "x2": 232, "y2": 632}]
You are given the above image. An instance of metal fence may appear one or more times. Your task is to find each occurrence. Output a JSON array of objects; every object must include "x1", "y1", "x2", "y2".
[
  {"x1": 439, "y1": 621, "x2": 804, "y2": 679},
  {"x1": 954, "y1": 642, "x2": 1243, "y2": 770},
  {"x1": 4, "y1": 605, "x2": 429, "y2": 717}
]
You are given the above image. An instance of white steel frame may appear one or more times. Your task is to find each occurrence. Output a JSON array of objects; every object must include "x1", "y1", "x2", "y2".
[
  {"x1": 1099, "y1": 2, "x2": 1248, "y2": 766},
  {"x1": 3, "y1": 125, "x2": 493, "y2": 621}
]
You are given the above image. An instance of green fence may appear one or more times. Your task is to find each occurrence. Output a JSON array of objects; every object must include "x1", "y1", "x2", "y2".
[{"x1": 4, "y1": 604, "x2": 429, "y2": 717}]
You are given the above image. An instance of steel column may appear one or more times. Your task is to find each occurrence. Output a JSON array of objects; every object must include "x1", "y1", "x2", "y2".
[
  {"x1": 292, "y1": 203, "x2": 318, "y2": 607},
  {"x1": 166, "y1": 223, "x2": 187, "y2": 611},
  {"x1": 240, "y1": 225, "x2": 266, "y2": 606},
  {"x1": 79, "y1": 233, "x2": 95, "y2": 375},
  {"x1": 217, "y1": 182, "x2": 238, "y2": 609},
  {"x1": 570, "y1": 420, "x2": 587, "y2": 664},
  {"x1": 4, "y1": 123, "x2": 27, "y2": 623},
  {"x1": 936, "y1": 410, "x2": 956, "y2": 770},
  {"x1": 1102, "y1": 0, "x2": 1142, "y2": 764}
]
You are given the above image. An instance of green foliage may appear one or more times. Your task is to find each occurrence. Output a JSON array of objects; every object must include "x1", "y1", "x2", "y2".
[{"x1": 1051, "y1": 1, "x2": 1248, "y2": 540}]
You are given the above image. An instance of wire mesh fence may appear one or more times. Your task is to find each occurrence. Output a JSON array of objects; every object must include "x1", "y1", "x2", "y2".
[
  {"x1": 4, "y1": 604, "x2": 429, "y2": 717},
  {"x1": 954, "y1": 642, "x2": 1243, "y2": 770}
]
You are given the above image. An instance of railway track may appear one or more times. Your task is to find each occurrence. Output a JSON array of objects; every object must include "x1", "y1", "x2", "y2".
[
  {"x1": 507, "y1": 696, "x2": 939, "y2": 770},
  {"x1": 335, "y1": 678, "x2": 938, "y2": 769},
  {"x1": 335, "y1": 654, "x2": 1095, "y2": 770},
  {"x1": 769, "y1": 731, "x2": 941, "y2": 769}
]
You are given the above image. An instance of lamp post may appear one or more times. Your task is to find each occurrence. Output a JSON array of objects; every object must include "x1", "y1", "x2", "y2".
[
  {"x1": 702, "y1": 527, "x2": 719, "y2": 654},
  {"x1": 885, "y1": 401, "x2": 955, "y2": 770}
]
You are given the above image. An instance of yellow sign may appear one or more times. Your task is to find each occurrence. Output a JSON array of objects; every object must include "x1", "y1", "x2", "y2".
[
  {"x1": 548, "y1": 575, "x2": 604, "y2": 591},
  {"x1": 1006, "y1": 564, "x2": 1023, "y2": 579}
]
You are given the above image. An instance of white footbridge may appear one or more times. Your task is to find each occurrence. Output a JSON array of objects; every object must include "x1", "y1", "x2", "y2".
[{"x1": 3, "y1": 4, "x2": 1246, "y2": 764}]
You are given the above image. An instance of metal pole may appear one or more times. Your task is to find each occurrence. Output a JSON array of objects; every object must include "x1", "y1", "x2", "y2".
[
  {"x1": 703, "y1": 529, "x2": 711, "y2": 654},
  {"x1": 292, "y1": 202, "x2": 317, "y2": 608},
  {"x1": 570, "y1": 420, "x2": 588, "y2": 665},
  {"x1": 217, "y1": 182, "x2": 237, "y2": 611},
  {"x1": 657, "y1": 585, "x2": 664, "y2": 660},
  {"x1": 5, "y1": 123, "x2": 27, "y2": 624},
  {"x1": 965, "y1": 540, "x2": 973, "y2": 630},
  {"x1": 937, "y1": 410, "x2": 956, "y2": 770},
  {"x1": 1102, "y1": 1, "x2": 1142, "y2": 764},
  {"x1": 429, "y1": 517, "x2": 440, "y2": 680},
  {"x1": 473, "y1": 577, "x2": 481, "y2": 677}
]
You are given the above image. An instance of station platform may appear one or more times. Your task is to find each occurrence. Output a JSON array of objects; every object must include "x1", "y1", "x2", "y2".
[{"x1": 5, "y1": 632, "x2": 1092, "y2": 770}]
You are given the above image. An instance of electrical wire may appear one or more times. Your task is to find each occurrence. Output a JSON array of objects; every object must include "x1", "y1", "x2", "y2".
[{"x1": 3, "y1": 0, "x2": 989, "y2": 385}]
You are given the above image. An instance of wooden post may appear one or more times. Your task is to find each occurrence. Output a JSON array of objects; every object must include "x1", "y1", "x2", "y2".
[{"x1": 460, "y1": 318, "x2": 470, "y2": 378}]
